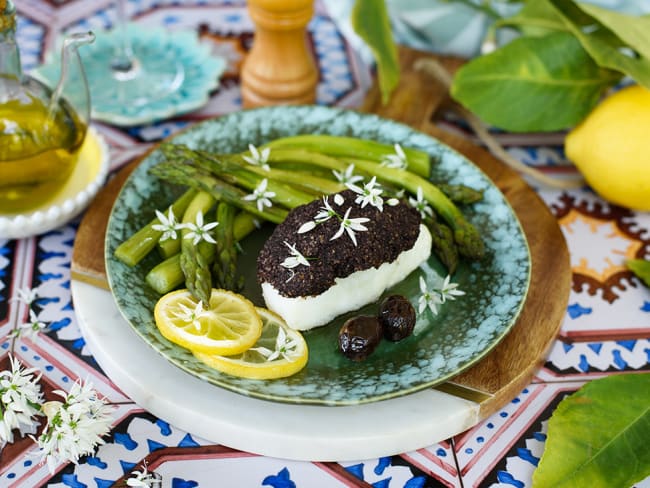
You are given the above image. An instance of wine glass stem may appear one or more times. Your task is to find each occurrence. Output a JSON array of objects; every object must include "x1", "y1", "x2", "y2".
[{"x1": 110, "y1": 0, "x2": 135, "y2": 73}]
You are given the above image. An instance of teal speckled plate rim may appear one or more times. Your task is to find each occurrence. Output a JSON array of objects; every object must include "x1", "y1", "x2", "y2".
[{"x1": 105, "y1": 106, "x2": 531, "y2": 406}]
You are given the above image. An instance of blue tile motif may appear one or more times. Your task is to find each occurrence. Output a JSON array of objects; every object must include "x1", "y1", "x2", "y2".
[
  {"x1": 172, "y1": 479, "x2": 199, "y2": 488},
  {"x1": 262, "y1": 467, "x2": 296, "y2": 488},
  {"x1": 568, "y1": 302, "x2": 592, "y2": 319}
]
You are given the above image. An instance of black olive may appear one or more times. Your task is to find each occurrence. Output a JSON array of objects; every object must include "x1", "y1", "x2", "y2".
[
  {"x1": 379, "y1": 294, "x2": 416, "y2": 341},
  {"x1": 338, "y1": 315, "x2": 383, "y2": 361}
]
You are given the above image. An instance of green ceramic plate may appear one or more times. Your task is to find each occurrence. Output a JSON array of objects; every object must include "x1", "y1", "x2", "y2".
[{"x1": 105, "y1": 106, "x2": 531, "y2": 406}]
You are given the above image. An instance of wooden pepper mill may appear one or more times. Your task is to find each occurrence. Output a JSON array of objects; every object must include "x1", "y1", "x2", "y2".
[{"x1": 241, "y1": 0, "x2": 318, "y2": 108}]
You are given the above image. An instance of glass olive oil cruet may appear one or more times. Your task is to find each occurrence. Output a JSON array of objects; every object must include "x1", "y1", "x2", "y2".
[{"x1": 0, "y1": 0, "x2": 94, "y2": 213}]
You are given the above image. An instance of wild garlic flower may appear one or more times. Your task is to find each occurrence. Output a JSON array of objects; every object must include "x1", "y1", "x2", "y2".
[
  {"x1": 332, "y1": 164, "x2": 363, "y2": 185},
  {"x1": 418, "y1": 275, "x2": 465, "y2": 315},
  {"x1": 172, "y1": 300, "x2": 207, "y2": 331},
  {"x1": 330, "y1": 207, "x2": 369, "y2": 246},
  {"x1": 127, "y1": 465, "x2": 160, "y2": 487},
  {"x1": 11, "y1": 309, "x2": 48, "y2": 340},
  {"x1": 314, "y1": 196, "x2": 338, "y2": 223},
  {"x1": 380, "y1": 143, "x2": 408, "y2": 170},
  {"x1": 436, "y1": 274, "x2": 466, "y2": 303},
  {"x1": 347, "y1": 177, "x2": 385, "y2": 211},
  {"x1": 11, "y1": 287, "x2": 38, "y2": 306},
  {"x1": 182, "y1": 211, "x2": 218, "y2": 246},
  {"x1": 297, "y1": 195, "x2": 339, "y2": 234},
  {"x1": 36, "y1": 379, "x2": 113, "y2": 474},
  {"x1": 409, "y1": 187, "x2": 434, "y2": 220},
  {"x1": 418, "y1": 276, "x2": 443, "y2": 315},
  {"x1": 242, "y1": 144, "x2": 271, "y2": 171},
  {"x1": 0, "y1": 356, "x2": 44, "y2": 446},
  {"x1": 152, "y1": 208, "x2": 181, "y2": 242},
  {"x1": 251, "y1": 327, "x2": 300, "y2": 362},
  {"x1": 243, "y1": 179, "x2": 276, "y2": 212},
  {"x1": 280, "y1": 242, "x2": 310, "y2": 269}
]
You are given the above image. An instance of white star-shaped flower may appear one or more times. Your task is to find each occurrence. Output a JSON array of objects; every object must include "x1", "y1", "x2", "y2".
[
  {"x1": 11, "y1": 287, "x2": 38, "y2": 306},
  {"x1": 347, "y1": 176, "x2": 385, "y2": 211},
  {"x1": 437, "y1": 274, "x2": 466, "y2": 303},
  {"x1": 330, "y1": 207, "x2": 370, "y2": 246},
  {"x1": 243, "y1": 179, "x2": 276, "y2": 212},
  {"x1": 280, "y1": 241, "x2": 310, "y2": 269},
  {"x1": 251, "y1": 327, "x2": 300, "y2": 362},
  {"x1": 127, "y1": 466, "x2": 159, "y2": 487},
  {"x1": 152, "y1": 208, "x2": 181, "y2": 242},
  {"x1": 242, "y1": 143, "x2": 271, "y2": 171},
  {"x1": 314, "y1": 196, "x2": 338, "y2": 223},
  {"x1": 408, "y1": 187, "x2": 434, "y2": 219},
  {"x1": 182, "y1": 211, "x2": 218, "y2": 245},
  {"x1": 332, "y1": 164, "x2": 363, "y2": 185},
  {"x1": 381, "y1": 143, "x2": 408, "y2": 170},
  {"x1": 418, "y1": 276, "x2": 443, "y2": 315},
  {"x1": 172, "y1": 300, "x2": 208, "y2": 331},
  {"x1": 0, "y1": 356, "x2": 44, "y2": 446},
  {"x1": 36, "y1": 379, "x2": 113, "y2": 474},
  {"x1": 417, "y1": 274, "x2": 465, "y2": 315},
  {"x1": 12, "y1": 309, "x2": 48, "y2": 340}
]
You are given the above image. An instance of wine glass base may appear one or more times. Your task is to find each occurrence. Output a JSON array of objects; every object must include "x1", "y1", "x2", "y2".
[
  {"x1": 33, "y1": 24, "x2": 227, "y2": 126},
  {"x1": 88, "y1": 54, "x2": 186, "y2": 108}
]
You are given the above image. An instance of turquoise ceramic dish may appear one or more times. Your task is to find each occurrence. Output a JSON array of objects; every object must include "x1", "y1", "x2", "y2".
[
  {"x1": 34, "y1": 24, "x2": 225, "y2": 126},
  {"x1": 105, "y1": 106, "x2": 531, "y2": 406}
]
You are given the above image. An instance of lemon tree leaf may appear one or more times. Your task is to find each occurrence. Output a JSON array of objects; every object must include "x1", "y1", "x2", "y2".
[
  {"x1": 533, "y1": 373, "x2": 650, "y2": 488},
  {"x1": 576, "y1": 3, "x2": 650, "y2": 60},
  {"x1": 351, "y1": 0, "x2": 400, "y2": 104},
  {"x1": 450, "y1": 31, "x2": 620, "y2": 132},
  {"x1": 627, "y1": 259, "x2": 650, "y2": 287},
  {"x1": 548, "y1": 0, "x2": 650, "y2": 89},
  {"x1": 495, "y1": 0, "x2": 568, "y2": 37}
]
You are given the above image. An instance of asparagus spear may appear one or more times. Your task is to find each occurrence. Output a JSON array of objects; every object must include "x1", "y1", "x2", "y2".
[
  {"x1": 213, "y1": 202, "x2": 241, "y2": 290},
  {"x1": 145, "y1": 212, "x2": 258, "y2": 294},
  {"x1": 347, "y1": 158, "x2": 484, "y2": 259},
  {"x1": 146, "y1": 254, "x2": 183, "y2": 294},
  {"x1": 114, "y1": 188, "x2": 197, "y2": 266},
  {"x1": 157, "y1": 232, "x2": 180, "y2": 259},
  {"x1": 262, "y1": 134, "x2": 431, "y2": 178},
  {"x1": 437, "y1": 183, "x2": 484, "y2": 205},
  {"x1": 424, "y1": 217, "x2": 459, "y2": 274},
  {"x1": 180, "y1": 191, "x2": 217, "y2": 304},
  {"x1": 160, "y1": 144, "x2": 315, "y2": 210},
  {"x1": 149, "y1": 161, "x2": 289, "y2": 224}
]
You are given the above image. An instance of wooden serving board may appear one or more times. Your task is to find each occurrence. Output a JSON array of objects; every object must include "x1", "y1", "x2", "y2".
[{"x1": 71, "y1": 47, "x2": 570, "y2": 421}]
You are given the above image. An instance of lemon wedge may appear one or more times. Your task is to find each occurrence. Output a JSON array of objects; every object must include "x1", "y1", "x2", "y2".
[
  {"x1": 194, "y1": 307, "x2": 308, "y2": 380},
  {"x1": 154, "y1": 289, "x2": 262, "y2": 355}
]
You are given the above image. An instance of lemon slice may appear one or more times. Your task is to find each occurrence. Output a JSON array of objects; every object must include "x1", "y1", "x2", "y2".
[
  {"x1": 154, "y1": 289, "x2": 262, "y2": 355},
  {"x1": 194, "y1": 308, "x2": 308, "y2": 380}
]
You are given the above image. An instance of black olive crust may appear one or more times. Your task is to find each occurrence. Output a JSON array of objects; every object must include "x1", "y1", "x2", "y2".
[{"x1": 256, "y1": 189, "x2": 421, "y2": 298}]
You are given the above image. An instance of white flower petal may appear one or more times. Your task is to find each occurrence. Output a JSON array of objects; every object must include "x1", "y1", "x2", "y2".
[{"x1": 297, "y1": 221, "x2": 317, "y2": 233}]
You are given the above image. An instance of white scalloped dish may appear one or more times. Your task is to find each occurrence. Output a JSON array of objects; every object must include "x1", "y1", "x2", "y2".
[{"x1": 0, "y1": 127, "x2": 109, "y2": 240}]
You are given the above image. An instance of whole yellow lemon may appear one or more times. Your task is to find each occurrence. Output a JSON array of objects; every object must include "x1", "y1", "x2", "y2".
[{"x1": 565, "y1": 84, "x2": 650, "y2": 211}]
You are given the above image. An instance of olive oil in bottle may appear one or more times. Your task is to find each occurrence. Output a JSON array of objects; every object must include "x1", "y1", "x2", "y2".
[
  {"x1": 0, "y1": 0, "x2": 93, "y2": 215},
  {"x1": 0, "y1": 89, "x2": 86, "y2": 213}
]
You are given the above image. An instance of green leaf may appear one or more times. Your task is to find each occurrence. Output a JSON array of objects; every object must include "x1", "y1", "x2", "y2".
[
  {"x1": 627, "y1": 259, "x2": 650, "y2": 287},
  {"x1": 351, "y1": 0, "x2": 400, "y2": 104},
  {"x1": 495, "y1": 0, "x2": 568, "y2": 37},
  {"x1": 577, "y1": 4, "x2": 650, "y2": 60},
  {"x1": 548, "y1": 0, "x2": 650, "y2": 89},
  {"x1": 450, "y1": 31, "x2": 620, "y2": 132},
  {"x1": 533, "y1": 373, "x2": 650, "y2": 488}
]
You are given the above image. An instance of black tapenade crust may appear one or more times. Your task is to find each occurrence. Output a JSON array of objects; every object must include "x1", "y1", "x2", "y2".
[{"x1": 256, "y1": 190, "x2": 422, "y2": 298}]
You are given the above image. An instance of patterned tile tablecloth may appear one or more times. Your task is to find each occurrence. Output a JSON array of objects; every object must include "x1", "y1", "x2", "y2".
[{"x1": 2, "y1": 1, "x2": 649, "y2": 487}]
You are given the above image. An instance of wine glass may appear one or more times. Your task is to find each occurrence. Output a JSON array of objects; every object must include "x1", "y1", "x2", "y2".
[{"x1": 82, "y1": 0, "x2": 185, "y2": 112}]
